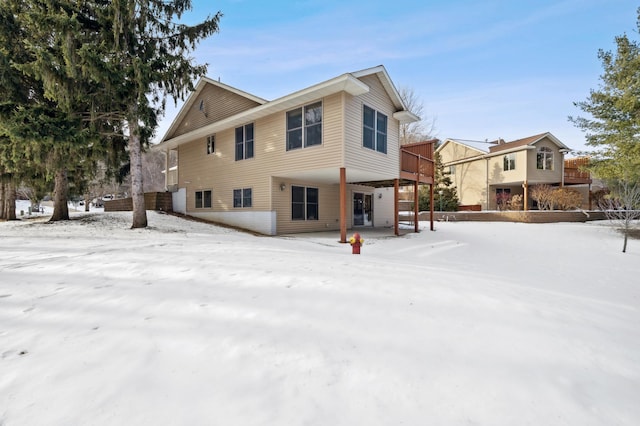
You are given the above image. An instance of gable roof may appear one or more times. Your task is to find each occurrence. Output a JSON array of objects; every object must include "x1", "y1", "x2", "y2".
[
  {"x1": 155, "y1": 65, "x2": 419, "y2": 150},
  {"x1": 437, "y1": 138, "x2": 494, "y2": 155},
  {"x1": 488, "y1": 132, "x2": 570, "y2": 153},
  {"x1": 438, "y1": 132, "x2": 571, "y2": 163},
  {"x1": 162, "y1": 77, "x2": 268, "y2": 143}
]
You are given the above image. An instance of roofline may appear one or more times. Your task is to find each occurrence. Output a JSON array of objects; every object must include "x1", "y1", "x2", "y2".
[
  {"x1": 488, "y1": 132, "x2": 571, "y2": 153},
  {"x1": 200, "y1": 77, "x2": 268, "y2": 105},
  {"x1": 351, "y1": 65, "x2": 408, "y2": 111},
  {"x1": 436, "y1": 138, "x2": 491, "y2": 155},
  {"x1": 161, "y1": 78, "x2": 268, "y2": 143},
  {"x1": 154, "y1": 73, "x2": 370, "y2": 151}
]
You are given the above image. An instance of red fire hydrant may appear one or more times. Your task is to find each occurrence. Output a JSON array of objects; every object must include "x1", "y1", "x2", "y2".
[{"x1": 349, "y1": 232, "x2": 364, "y2": 254}]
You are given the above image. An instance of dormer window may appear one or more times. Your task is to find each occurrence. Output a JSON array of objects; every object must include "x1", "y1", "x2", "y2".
[{"x1": 536, "y1": 147, "x2": 553, "y2": 170}]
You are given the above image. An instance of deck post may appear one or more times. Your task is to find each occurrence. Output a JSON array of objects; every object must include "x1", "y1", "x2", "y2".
[
  {"x1": 414, "y1": 179, "x2": 419, "y2": 233},
  {"x1": 523, "y1": 180, "x2": 529, "y2": 211},
  {"x1": 430, "y1": 183, "x2": 434, "y2": 231},
  {"x1": 340, "y1": 167, "x2": 347, "y2": 243},
  {"x1": 394, "y1": 178, "x2": 399, "y2": 236}
]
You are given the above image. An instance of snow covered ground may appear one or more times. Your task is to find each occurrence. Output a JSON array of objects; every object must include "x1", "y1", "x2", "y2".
[{"x1": 1, "y1": 202, "x2": 639, "y2": 425}]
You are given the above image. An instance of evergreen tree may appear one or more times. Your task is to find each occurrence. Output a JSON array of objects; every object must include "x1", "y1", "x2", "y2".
[
  {"x1": 418, "y1": 151, "x2": 459, "y2": 212},
  {"x1": 570, "y1": 8, "x2": 640, "y2": 180},
  {"x1": 570, "y1": 8, "x2": 640, "y2": 252},
  {"x1": 85, "y1": 0, "x2": 222, "y2": 228},
  {"x1": 0, "y1": 0, "x2": 109, "y2": 221}
]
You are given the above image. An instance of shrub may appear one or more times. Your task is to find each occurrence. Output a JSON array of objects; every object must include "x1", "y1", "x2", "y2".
[
  {"x1": 552, "y1": 188, "x2": 583, "y2": 210},
  {"x1": 510, "y1": 194, "x2": 524, "y2": 210}
]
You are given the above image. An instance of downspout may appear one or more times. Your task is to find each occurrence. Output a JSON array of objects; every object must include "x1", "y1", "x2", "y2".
[
  {"x1": 164, "y1": 149, "x2": 169, "y2": 191},
  {"x1": 560, "y1": 150, "x2": 566, "y2": 187},
  {"x1": 485, "y1": 156, "x2": 490, "y2": 210}
]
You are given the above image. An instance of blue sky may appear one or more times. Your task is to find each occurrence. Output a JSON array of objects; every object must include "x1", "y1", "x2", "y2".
[{"x1": 157, "y1": 0, "x2": 638, "y2": 153}]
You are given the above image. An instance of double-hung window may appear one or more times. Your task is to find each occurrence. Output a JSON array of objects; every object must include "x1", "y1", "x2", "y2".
[
  {"x1": 503, "y1": 154, "x2": 516, "y2": 171},
  {"x1": 536, "y1": 147, "x2": 553, "y2": 170},
  {"x1": 292, "y1": 186, "x2": 318, "y2": 220},
  {"x1": 286, "y1": 101, "x2": 322, "y2": 150},
  {"x1": 235, "y1": 123, "x2": 254, "y2": 161},
  {"x1": 363, "y1": 105, "x2": 387, "y2": 153},
  {"x1": 195, "y1": 190, "x2": 212, "y2": 208},
  {"x1": 233, "y1": 188, "x2": 252, "y2": 208}
]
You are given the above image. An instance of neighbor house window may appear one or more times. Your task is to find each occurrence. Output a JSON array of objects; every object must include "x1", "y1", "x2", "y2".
[
  {"x1": 292, "y1": 186, "x2": 318, "y2": 220},
  {"x1": 286, "y1": 101, "x2": 322, "y2": 150},
  {"x1": 195, "y1": 190, "x2": 212, "y2": 208},
  {"x1": 537, "y1": 147, "x2": 553, "y2": 170},
  {"x1": 503, "y1": 154, "x2": 516, "y2": 171},
  {"x1": 235, "y1": 123, "x2": 254, "y2": 161},
  {"x1": 206, "y1": 135, "x2": 215, "y2": 155},
  {"x1": 233, "y1": 188, "x2": 252, "y2": 208},
  {"x1": 448, "y1": 165, "x2": 456, "y2": 175},
  {"x1": 363, "y1": 105, "x2": 387, "y2": 153}
]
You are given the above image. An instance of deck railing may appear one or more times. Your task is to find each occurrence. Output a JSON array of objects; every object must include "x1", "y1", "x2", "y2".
[
  {"x1": 401, "y1": 150, "x2": 434, "y2": 179},
  {"x1": 564, "y1": 157, "x2": 591, "y2": 184},
  {"x1": 400, "y1": 141, "x2": 435, "y2": 184}
]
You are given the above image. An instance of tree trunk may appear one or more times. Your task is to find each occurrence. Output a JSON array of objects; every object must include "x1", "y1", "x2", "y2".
[
  {"x1": 623, "y1": 229, "x2": 628, "y2": 253},
  {"x1": 84, "y1": 193, "x2": 90, "y2": 212},
  {"x1": 2, "y1": 180, "x2": 17, "y2": 220},
  {"x1": 0, "y1": 180, "x2": 5, "y2": 220},
  {"x1": 129, "y1": 122, "x2": 147, "y2": 228},
  {"x1": 50, "y1": 169, "x2": 70, "y2": 221}
]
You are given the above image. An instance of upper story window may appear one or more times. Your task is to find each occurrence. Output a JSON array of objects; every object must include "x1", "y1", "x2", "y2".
[
  {"x1": 536, "y1": 147, "x2": 553, "y2": 170},
  {"x1": 235, "y1": 123, "x2": 254, "y2": 161},
  {"x1": 206, "y1": 135, "x2": 215, "y2": 155},
  {"x1": 503, "y1": 154, "x2": 516, "y2": 171},
  {"x1": 286, "y1": 101, "x2": 322, "y2": 150},
  {"x1": 363, "y1": 105, "x2": 387, "y2": 154}
]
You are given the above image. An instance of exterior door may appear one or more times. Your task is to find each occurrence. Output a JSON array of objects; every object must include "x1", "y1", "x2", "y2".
[{"x1": 353, "y1": 193, "x2": 373, "y2": 226}]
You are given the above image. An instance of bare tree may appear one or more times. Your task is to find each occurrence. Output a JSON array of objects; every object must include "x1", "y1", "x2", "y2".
[
  {"x1": 142, "y1": 150, "x2": 167, "y2": 193},
  {"x1": 530, "y1": 185, "x2": 554, "y2": 210},
  {"x1": 597, "y1": 179, "x2": 640, "y2": 253},
  {"x1": 398, "y1": 86, "x2": 437, "y2": 145}
]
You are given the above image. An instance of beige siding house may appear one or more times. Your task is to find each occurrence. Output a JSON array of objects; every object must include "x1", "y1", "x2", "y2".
[
  {"x1": 154, "y1": 66, "x2": 434, "y2": 240},
  {"x1": 437, "y1": 132, "x2": 586, "y2": 210}
]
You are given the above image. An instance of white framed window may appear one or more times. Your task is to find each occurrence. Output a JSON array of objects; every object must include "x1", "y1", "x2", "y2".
[
  {"x1": 503, "y1": 154, "x2": 516, "y2": 171},
  {"x1": 233, "y1": 188, "x2": 252, "y2": 208},
  {"x1": 449, "y1": 165, "x2": 456, "y2": 175},
  {"x1": 195, "y1": 190, "x2": 212, "y2": 208},
  {"x1": 292, "y1": 186, "x2": 318, "y2": 220},
  {"x1": 537, "y1": 147, "x2": 553, "y2": 170},
  {"x1": 363, "y1": 105, "x2": 387, "y2": 153},
  {"x1": 206, "y1": 135, "x2": 215, "y2": 155},
  {"x1": 235, "y1": 123, "x2": 254, "y2": 161},
  {"x1": 286, "y1": 101, "x2": 322, "y2": 150}
]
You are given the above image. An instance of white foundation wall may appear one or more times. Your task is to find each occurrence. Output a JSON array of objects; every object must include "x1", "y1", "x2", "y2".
[
  {"x1": 189, "y1": 211, "x2": 277, "y2": 235},
  {"x1": 172, "y1": 188, "x2": 187, "y2": 214}
]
